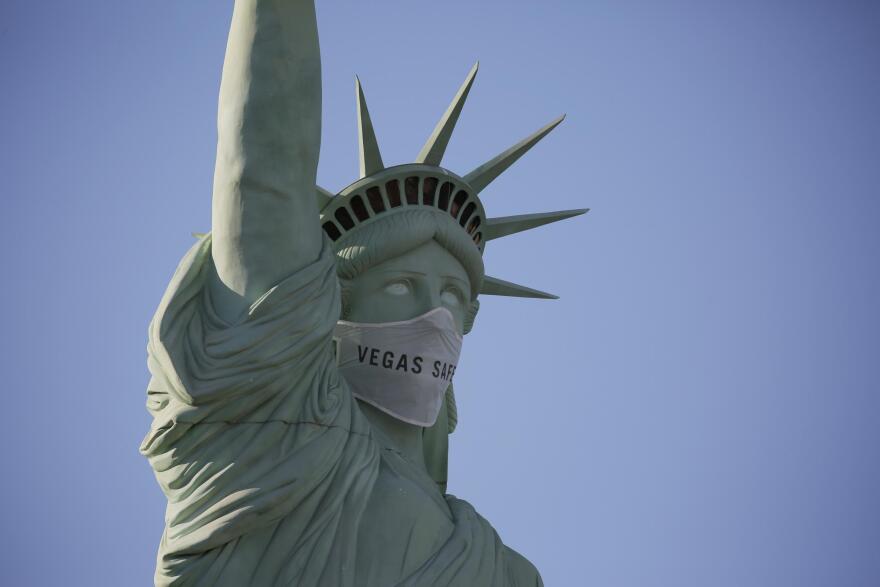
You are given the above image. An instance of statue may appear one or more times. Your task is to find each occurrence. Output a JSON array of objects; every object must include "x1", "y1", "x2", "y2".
[{"x1": 140, "y1": 1, "x2": 586, "y2": 585}]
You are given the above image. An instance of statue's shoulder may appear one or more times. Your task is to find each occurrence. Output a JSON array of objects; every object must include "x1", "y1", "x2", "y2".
[
  {"x1": 444, "y1": 494, "x2": 544, "y2": 584},
  {"x1": 503, "y1": 544, "x2": 543, "y2": 586}
]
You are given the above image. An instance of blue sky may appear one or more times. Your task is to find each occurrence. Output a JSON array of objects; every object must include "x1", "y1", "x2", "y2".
[{"x1": 2, "y1": 1, "x2": 879, "y2": 585}]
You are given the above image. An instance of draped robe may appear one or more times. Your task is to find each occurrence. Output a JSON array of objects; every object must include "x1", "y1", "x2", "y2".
[{"x1": 140, "y1": 235, "x2": 543, "y2": 586}]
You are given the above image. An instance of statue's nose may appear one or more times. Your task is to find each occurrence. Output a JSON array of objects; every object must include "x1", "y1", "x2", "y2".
[
  {"x1": 422, "y1": 288, "x2": 443, "y2": 315},
  {"x1": 408, "y1": 282, "x2": 446, "y2": 319}
]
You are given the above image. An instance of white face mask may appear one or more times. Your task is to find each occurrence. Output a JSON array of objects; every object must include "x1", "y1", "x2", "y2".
[{"x1": 333, "y1": 307, "x2": 463, "y2": 427}]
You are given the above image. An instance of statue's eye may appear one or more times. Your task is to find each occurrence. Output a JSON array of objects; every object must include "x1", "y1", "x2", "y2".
[
  {"x1": 440, "y1": 288, "x2": 463, "y2": 307},
  {"x1": 384, "y1": 281, "x2": 411, "y2": 296}
]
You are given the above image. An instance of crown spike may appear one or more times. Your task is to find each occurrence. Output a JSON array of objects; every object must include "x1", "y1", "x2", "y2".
[
  {"x1": 316, "y1": 185, "x2": 334, "y2": 211},
  {"x1": 480, "y1": 276, "x2": 558, "y2": 299},
  {"x1": 415, "y1": 62, "x2": 479, "y2": 166},
  {"x1": 356, "y1": 76, "x2": 384, "y2": 178},
  {"x1": 485, "y1": 208, "x2": 588, "y2": 241},
  {"x1": 463, "y1": 114, "x2": 565, "y2": 194}
]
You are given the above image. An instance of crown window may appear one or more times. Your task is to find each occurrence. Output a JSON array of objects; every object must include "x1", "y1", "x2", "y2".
[
  {"x1": 450, "y1": 190, "x2": 468, "y2": 218},
  {"x1": 350, "y1": 195, "x2": 369, "y2": 221},
  {"x1": 438, "y1": 182, "x2": 454, "y2": 211},
  {"x1": 459, "y1": 202, "x2": 476, "y2": 227},
  {"x1": 367, "y1": 188, "x2": 385, "y2": 213},
  {"x1": 385, "y1": 180, "x2": 401, "y2": 207},
  {"x1": 422, "y1": 177, "x2": 438, "y2": 206},
  {"x1": 322, "y1": 221, "x2": 341, "y2": 241},
  {"x1": 405, "y1": 176, "x2": 419, "y2": 205},
  {"x1": 335, "y1": 207, "x2": 355, "y2": 230}
]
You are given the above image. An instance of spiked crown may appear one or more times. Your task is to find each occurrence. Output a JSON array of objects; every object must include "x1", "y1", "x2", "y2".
[{"x1": 316, "y1": 63, "x2": 587, "y2": 300}]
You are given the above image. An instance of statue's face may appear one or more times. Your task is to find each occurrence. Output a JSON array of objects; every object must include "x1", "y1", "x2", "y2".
[{"x1": 345, "y1": 239, "x2": 471, "y2": 333}]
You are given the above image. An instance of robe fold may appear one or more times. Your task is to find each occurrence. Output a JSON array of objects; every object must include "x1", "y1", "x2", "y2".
[{"x1": 141, "y1": 235, "x2": 543, "y2": 586}]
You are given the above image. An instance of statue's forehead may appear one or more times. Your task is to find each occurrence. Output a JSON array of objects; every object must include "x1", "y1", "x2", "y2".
[{"x1": 355, "y1": 240, "x2": 470, "y2": 287}]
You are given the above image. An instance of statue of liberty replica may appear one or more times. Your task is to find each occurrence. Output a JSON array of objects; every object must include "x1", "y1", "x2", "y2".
[{"x1": 140, "y1": 1, "x2": 585, "y2": 584}]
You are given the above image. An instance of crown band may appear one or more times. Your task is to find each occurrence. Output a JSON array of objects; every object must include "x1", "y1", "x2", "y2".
[
  {"x1": 320, "y1": 164, "x2": 485, "y2": 249},
  {"x1": 309, "y1": 63, "x2": 588, "y2": 299}
]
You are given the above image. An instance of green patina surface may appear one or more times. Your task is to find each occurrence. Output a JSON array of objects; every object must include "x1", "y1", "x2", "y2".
[{"x1": 142, "y1": 1, "x2": 584, "y2": 584}]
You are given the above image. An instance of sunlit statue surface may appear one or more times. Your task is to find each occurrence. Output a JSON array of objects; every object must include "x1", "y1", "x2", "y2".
[{"x1": 140, "y1": 1, "x2": 586, "y2": 585}]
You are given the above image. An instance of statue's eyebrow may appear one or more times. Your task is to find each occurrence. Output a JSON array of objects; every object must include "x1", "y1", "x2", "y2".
[
  {"x1": 373, "y1": 269, "x2": 467, "y2": 287},
  {"x1": 442, "y1": 275, "x2": 468, "y2": 287},
  {"x1": 375, "y1": 269, "x2": 426, "y2": 277}
]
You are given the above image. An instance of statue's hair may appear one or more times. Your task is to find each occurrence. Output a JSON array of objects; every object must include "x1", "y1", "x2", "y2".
[
  {"x1": 333, "y1": 209, "x2": 482, "y2": 335},
  {"x1": 334, "y1": 209, "x2": 484, "y2": 291}
]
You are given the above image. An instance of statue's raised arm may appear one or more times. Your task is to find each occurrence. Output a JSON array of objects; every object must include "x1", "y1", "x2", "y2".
[{"x1": 210, "y1": 0, "x2": 322, "y2": 322}]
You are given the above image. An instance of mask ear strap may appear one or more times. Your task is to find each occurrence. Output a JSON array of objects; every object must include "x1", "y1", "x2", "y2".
[
  {"x1": 463, "y1": 299, "x2": 480, "y2": 335},
  {"x1": 445, "y1": 384, "x2": 458, "y2": 434},
  {"x1": 338, "y1": 278, "x2": 352, "y2": 320}
]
